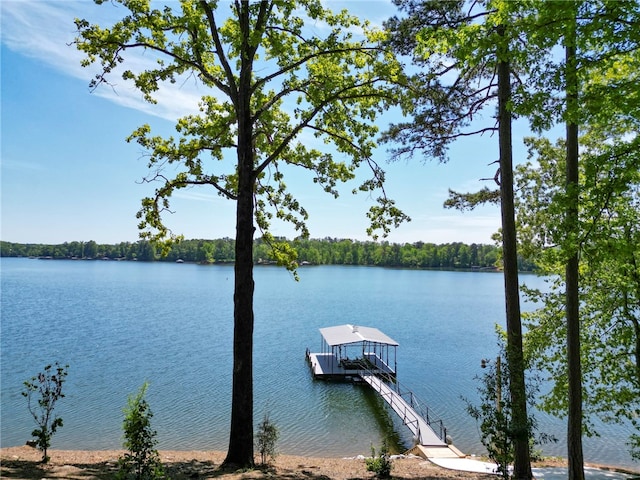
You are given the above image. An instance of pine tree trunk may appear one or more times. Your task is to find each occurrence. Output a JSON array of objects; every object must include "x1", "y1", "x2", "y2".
[
  {"x1": 497, "y1": 28, "x2": 532, "y2": 480},
  {"x1": 565, "y1": 12, "x2": 585, "y2": 478}
]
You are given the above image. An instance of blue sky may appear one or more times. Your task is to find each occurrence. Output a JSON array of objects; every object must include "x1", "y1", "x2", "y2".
[{"x1": 1, "y1": 1, "x2": 530, "y2": 246}]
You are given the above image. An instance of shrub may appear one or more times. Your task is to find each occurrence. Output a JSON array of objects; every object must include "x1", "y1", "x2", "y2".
[
  {"x1": 365, "y1": 441, "x2": 392, "y2": 479},
  {"x1": 255, "y1": 413, "x2": 279, "y2": 465},
  {"x1": 464, "y1": 333, "x2": 556, "y2": 479},
  {"x1": 117, "y1": 383, "x2": 164, "y2": 480},
  {"x1": 21, "y1": 362, "x2": 68, "y2": 463}
]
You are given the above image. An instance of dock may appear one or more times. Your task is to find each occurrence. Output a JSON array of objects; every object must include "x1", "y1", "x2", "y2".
[
  {"x1": 306, "y1": 324, "x2": 465, "y2": 459},
  {"x1": 306, "y1": 324, "x2": 398, "y2": 380},
  {"x1": 359, "y1": 371, "x2": 445, "y2": 446}
]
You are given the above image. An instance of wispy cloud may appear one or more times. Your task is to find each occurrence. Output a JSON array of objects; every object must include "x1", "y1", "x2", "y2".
[
  {"x1": 2, "y1": 1, "x2": 202, "y2": 121},
  {"x1": 2, "y1": 1, "x2": 399, "y2": 123},
  {"x1": 174, "y1": 189, "x2": 224, "y2": 203},
  {"x1": 2, "y1": 1, "x2": 80, "y2": 64},
  {"x1": 0, "y1": 157, "x2": 47, "y2": 172}
]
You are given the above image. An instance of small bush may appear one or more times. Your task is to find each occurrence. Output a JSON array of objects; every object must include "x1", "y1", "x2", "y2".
[
  {"x1": 255, "y1": 413, "x2": 279, "y2": 465},
  {"x1": 117, "y1": 383, "x2": 164, "y2": 480},
  {"x1": 365, "y1": 441, "x2": 392, "y2": 479},
  {"x1": 22, "y1": 362, "x2": 68, "y2": 463},
  {"x1": 464, "y1": 333, "x2": 557, "y2": 479}
]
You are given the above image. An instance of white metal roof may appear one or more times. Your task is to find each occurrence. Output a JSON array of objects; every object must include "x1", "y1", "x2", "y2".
[{"x1": 319, "y1": 324, "x2": 399, "y2": 347}]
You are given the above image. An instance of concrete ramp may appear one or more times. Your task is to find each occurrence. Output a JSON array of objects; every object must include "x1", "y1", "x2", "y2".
[{"x1": 408, "y1": 445, "x2": 465, "y2": 458}]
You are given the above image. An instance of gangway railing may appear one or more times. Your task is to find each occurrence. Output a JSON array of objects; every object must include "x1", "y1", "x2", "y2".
[{"x1": 357, "y1": 362, "x2": 448, "y2": 444}]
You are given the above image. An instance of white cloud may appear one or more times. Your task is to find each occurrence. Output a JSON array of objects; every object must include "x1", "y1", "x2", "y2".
[
  {"x1": 2, "y1": 1, "x2": 79, "y2": 60},
  {"x1": 1, "y1": 0, "x2": 400, "y2": 124},
  {"x1": 2, "y1": 1, "x2": 203, "y2": 121},
  {"x1": 90, "y1": 76, "x2": 202, "y2": 121}
]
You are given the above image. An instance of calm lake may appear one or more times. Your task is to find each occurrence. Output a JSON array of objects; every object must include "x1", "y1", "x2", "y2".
[{"x1": 1, "y1": 258, "x2": 636, "y2": 469}]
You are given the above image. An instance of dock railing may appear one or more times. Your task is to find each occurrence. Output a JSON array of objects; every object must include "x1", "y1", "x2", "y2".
[{"x1": 357, "y1": 362, "x2": 448, "y2": 444}]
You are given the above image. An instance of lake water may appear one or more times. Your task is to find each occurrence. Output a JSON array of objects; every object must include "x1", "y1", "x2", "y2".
[{"x1": 1, "y1": 258, "x2": 637, "y2": 470}]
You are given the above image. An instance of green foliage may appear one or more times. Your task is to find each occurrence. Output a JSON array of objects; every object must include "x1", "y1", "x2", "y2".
[
  {"x1": 464, "y1": 333, "x2": 557, "y2": 479},
  {"x1": 630, "y1": 433, "x2": 640, "y2": 462},
  {"x1": 21, "y1": 362, "x2": 68, "y2": 463},
  {"x1": 255, "y1": 413, "x2": 279, "y2": 466},
  {"x1": 465, "y1": 353, "x2": 513, "y2": 479},
  {"x1": 73, "y1": 0, "x2": 409, "y2": 265},
  {"x1": 118, "y1": 383, "x2": 164, "y2": 480},
  {"x1": 444, "y1": 187, "x2": 501, "y2": 212},
  {"x1": 365, "y1": 441, "x2": 392, "y2": 479},
  {"x1": 517, "y1": 125, "x2": 640, "y2": 456},
  {"x1": 512, "y1": 1, "x2": 640, "y2": 133}
]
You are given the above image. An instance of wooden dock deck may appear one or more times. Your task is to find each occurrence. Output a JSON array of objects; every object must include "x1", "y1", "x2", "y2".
[{"x1": 307, "y1": 352, "x2": 396, "y2": 379}]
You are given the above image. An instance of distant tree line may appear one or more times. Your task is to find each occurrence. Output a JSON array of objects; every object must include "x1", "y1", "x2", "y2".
[{"x1": 0, "y1": 238, "x2": 537, "y2": 271}]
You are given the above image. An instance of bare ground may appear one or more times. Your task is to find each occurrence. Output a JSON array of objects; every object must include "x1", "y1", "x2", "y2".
[
  {"x1": 0, "y1": 445, "x2": 583, "y2": 480},
  {"x1": 0, "y1": 446, "x2": 637, "y2": 480},
  {"x1": 1, "y1": 445, "x2": 477, "y2": 480}
]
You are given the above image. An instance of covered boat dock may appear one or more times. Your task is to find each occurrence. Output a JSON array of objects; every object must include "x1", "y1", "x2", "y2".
[
  {"x1": 306, "y1": 324, "x2": 398, "y2": 380},
  {"x1": 306, "y1": 324, "x2": 464, "y2": 458}
]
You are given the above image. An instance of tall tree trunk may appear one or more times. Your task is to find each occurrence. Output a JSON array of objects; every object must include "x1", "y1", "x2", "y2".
[
  {"x1": 565, "y1": 9, "x2": 584, "y2": 479},
  {"x1": 497, "y1": 27, "x2": 533, "y2": 480},
  {"x1": 224, "y1": 135, "x2": 256, "y2": 468},
  {"x1": 225, "y1": 3, "x2": 255, "y2": 465}
]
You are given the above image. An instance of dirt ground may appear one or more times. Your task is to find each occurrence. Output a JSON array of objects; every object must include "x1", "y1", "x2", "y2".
[
  {"x1": 0, "y1": 445, "x2": 581, "y2": 480},
  {"x1": 0, "y1": 446, "x2": 596, "y2": 480}
]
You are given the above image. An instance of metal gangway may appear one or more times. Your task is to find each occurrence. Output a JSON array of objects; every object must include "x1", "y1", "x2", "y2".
[{"x1": 357, "y1": 365, "x2": 447, "y2": 447}]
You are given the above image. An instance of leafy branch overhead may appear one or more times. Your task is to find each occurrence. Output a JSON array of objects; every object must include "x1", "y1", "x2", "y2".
[
  {"x1": 444, "y1": 186, "x2": 500, "y2": 212},
  {"x1": 74, "y1": 0, "x2": 409, "y2": 266}
]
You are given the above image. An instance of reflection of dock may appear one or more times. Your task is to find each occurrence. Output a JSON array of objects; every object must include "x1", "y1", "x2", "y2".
[{"x1": 306, "y1": 324, "x2": 465, "y2": 459}]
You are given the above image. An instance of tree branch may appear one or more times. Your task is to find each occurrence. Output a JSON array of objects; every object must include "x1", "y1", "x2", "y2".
[{"x1": 199, "y1": 0, "x2": 238, "y2": 101}]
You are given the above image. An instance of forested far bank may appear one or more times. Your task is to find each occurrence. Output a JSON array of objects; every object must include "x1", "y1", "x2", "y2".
[{"x1": 0, "y1": 238, "x2": 537, "y2": 271}]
